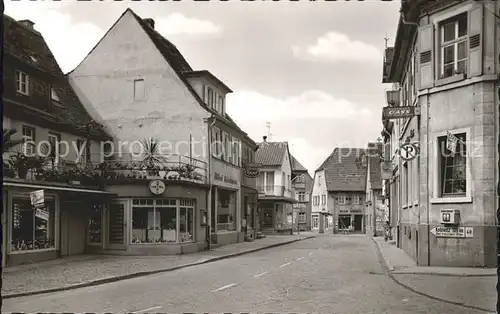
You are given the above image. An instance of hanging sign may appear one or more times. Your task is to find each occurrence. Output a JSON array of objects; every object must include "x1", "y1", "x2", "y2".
[
  {"x1": 35, "y1": 207, "x2": 49, "y2": 221},
  {"x1": 149, "y1": 179, "x2": 166, "y2": 195},
  {"x1": 382, "y1": 106, "x2": 421, "y2": 120},
  {"x1": 30, "y1": 190, "x2": 44, "y2": 207},
  {"x1": 446, "y1": 132, "x2": 459, "y2": 153},
  {"x1": 380, "y1": 161, "x2": 393, "y2": 180}
]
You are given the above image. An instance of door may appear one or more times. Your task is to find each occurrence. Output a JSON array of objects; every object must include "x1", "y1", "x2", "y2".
[
  {"x1": 107, "y1": 202, "x2": 127, "y2": 250},
  {"x1": 354, "y1": 215, "x2": 363, "y2": 231}
]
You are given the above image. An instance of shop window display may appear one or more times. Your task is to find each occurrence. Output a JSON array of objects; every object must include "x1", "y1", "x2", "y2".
[
  {"x1": 11, "y1": 198, "x2": 56, "y2": 252},
  {"x1": 131, "y1": 198, "x2": 194, "y2": 244}
]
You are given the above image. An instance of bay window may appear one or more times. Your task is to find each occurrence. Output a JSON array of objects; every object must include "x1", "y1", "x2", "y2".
[
  {"x1": 131, "y1": 198, "x2": 195, "y2": 244},
  {"x1": 439, "y1": 13, "x2": 467, "y2": 78},
  {"x1": 11, "y1": 198, "x2": 56, "y2": 252}
]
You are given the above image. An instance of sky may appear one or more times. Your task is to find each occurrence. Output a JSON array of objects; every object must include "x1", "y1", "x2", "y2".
[{"x1": 5, "y1": 1, "x2": 400, "y2": 175}]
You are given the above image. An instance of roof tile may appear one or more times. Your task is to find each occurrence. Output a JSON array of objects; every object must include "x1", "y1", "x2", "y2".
[
  {"x1": 318, "y1": 147, "x2": 367, "y2": 192},
  {"x1": 255, "y1": 142, "x2": 288, "y2": 166}
]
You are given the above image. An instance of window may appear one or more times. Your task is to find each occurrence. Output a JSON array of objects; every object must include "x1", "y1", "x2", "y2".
[
  {"x1": 439, "y1": 13, "x2": 468, "y2": 78},
  {"x1": 88, "y1": 204, "x2": 102, "y2": 244},
  {"x1": 131, "y1": 198, "x2": 195, "y2": 244},
  {"x1": 223, "y1": 133, "x2": 231, "y2": 162},
  {"x1": 11, "y1": 198, "x2": 56, "y2": 252},
  {"x1": 312, "y1": 215, "x2": 319, "y2": 229},
  {"x1": 297, "y1": 192, "x2": 305, "y2": 202},
  {"x1": 133, "y1": 79, "x2": 145, "y2": 100},
  {"x1": 217, "y1": 190, "x2": 236, "y2": 231},
  {"x1": 51, "y1": 87, "x2": 60, "y2": 102},
  {"x1": 16, "y1": 70, "x2": 29, "y2": 95},
  {"x1": 22, "y1": 125, "x2": 35, "y2": 156},
  {"x1": 207, "y1": 87, "x2": 214, "y2": 107},
  {"x1": 403, "y1": 162, "x2": 409, "y2": 205},
  {"x1": 337, "y1": 194, "x2": 346, "y2": 205},
  {"x1": 321, "y1": 195, "x2": 326, "y2": 205},
  {"x1": 48, "y1": 133, "x2": 61, "y2": 165},
  {"x1": 298, "y1": 212, "x2": 306, "y2": 223},
  {"x1": 76, "y1": 139, "x2": 87, "y2": 164},
  {"x1": 352, "y1": 195, "x2": 360, "y2": 205},
  {"x1": 438, "y1": 133, "x2": 466, "y2": 196}
]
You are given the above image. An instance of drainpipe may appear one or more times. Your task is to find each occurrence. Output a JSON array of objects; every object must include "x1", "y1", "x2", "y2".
[{"x1": 206, "y1": 115, "x2": 217, "y2": 251}]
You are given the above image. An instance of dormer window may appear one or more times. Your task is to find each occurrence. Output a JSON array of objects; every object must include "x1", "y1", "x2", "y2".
[
  {"x1": 16, "y1": 70, "x2": 29, "y2": 95},
  {"x1": 204, "y1": 85, "x2": 225, "y2": 115}
]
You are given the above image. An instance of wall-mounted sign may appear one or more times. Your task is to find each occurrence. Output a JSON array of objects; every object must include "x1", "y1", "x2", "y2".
[
  {"x1": 214, "y1": 172, "x2": 238, "y2": 185},
  {"x1": 446, "y1": 132, "x2": 459, "y2": 153},
  {"x1": 399, "y1": 143, "x2": 418, "y2": 161},
  {"x1": 244, "y1": 168, "x2": 260, "y2": 178},
  {"x1": 380, "y1": 161, "x2": 393, "y2": 180},
  {"x1": 431, "y1": 226, "x2": 473, "y2": 238},
  {"x1": 212, "y1": 159, "x2": 240, "y2": 188},
  {"x1": 382, "y1": 106, "x2": 421, "y2": 120},
  {"x1": 149, "y1": 179, "x2": 166, "y2": 195},
  {"x1": 293, "y1": 183, "x2": 306, "y2": 189}
]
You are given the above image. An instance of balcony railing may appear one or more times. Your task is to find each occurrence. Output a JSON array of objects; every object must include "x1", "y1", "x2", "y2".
[
  {"x1": 257, "y1": 185, "x2": 294, "y2": 198},
  {"x1": 3, "y1": 151, "x2": 208, "y2": 187}
]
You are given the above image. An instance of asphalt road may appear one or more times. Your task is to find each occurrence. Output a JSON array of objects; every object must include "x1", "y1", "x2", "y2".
[{"x1": 3, "y1": 235, "x2": 488, "y2": 314}]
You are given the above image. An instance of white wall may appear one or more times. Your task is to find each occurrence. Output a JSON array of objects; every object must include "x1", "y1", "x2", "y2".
[
  {"x1": 311, "y1": 170, "x2": 328, "y2": 213},
  {"x1": 69, "y1": 11, "x2": 210, "y2": 166}
]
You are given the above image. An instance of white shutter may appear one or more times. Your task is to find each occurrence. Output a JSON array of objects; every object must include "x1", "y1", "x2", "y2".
[
  {"x1": 467, "y1": 5, "x2": 483, "y2": 78},
  {"x1": 203, "y1": 85, "x2": 208, "y2": 104},
  {"x1": 418, "y1": 24, "x2": 434, "y2": 90}
]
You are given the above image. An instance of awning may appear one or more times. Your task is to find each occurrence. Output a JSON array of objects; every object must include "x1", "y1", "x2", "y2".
[{"x1": 3, "y1": 181, "x2": 116, "y2": 196}]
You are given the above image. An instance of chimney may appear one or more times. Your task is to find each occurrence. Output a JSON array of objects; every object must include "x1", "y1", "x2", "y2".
[
  {"x1": 18, "y1": 19, "x2": 35, "y2": 30},
  {"x1": 143, "y1": 18, "x2": 155, "y2": 29},
  {"x1": 263, "y1": 136, "x2": 267, "y2": 142}
]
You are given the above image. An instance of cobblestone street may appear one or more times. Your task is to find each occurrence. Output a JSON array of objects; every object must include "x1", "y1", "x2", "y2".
[{"x1": 3, "y1": 235, "x2": 494, "y2": 313}]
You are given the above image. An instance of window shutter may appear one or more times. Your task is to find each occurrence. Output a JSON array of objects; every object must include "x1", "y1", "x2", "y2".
[
  {"x1": 418, "y1": 24, "x2": 434, "y2": 90},
  {"x1": 467, "y1": 5, "x2": 483, "y2": 78}
]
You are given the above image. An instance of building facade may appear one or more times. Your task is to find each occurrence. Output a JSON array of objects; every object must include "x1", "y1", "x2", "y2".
[
  {"x1": 290, "y1": 155, "x2": 313, "y2": 231},
  {"x1": 382, "y1": 0, "x2": 499, "y2": 267},
  {"x1": 364, "y1": 143, "x2": 384, "y2": 237},
  {"x1": 255, "y1": 140, "x2": 297, "y2": 234},
  {"x1": 312, "y1": 148, "x2": 367, "y2": 233},
  {"x1": 68, "y1": 9, "x2": 255, "y2": 254},
  {"x1": 2, "y1": 15, "x2": 113, "y2": 266}
]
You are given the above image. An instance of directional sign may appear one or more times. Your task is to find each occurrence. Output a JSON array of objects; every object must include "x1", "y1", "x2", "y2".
[
  {"x1": 430, "y1": 226, "x2": 474, "y2": 238},
  {"x1": 382, "y1": 106, "x2": 421, "y2": 120},
  {"x1": 399, "y1": 143, "x2": 418, "y2": 161}
]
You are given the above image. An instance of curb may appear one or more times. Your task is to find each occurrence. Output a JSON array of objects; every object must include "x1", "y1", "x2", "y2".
[
  {"x1": 391, "y1": 271, "x2": 495, "y2": 277},
  {"x1": 3, "y1": 235, "x2": 315, "y2": 299},
  {"x1": 371, "y1": 237, "x2": 495, "y2": 313}
]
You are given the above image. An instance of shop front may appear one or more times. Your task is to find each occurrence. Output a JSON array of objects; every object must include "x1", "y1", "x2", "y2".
[
  {"x1": 338, "y1": 209, "x2": 364, "y2": 233},
  {"x1": 210, "y1": 159, "x2": 243, "y2": 245},
  {"x1": 89, "y1": 182, "x2": 208, "y2": 255},
  {"x1": 3, "y1": 181, "x2": 114, "y2": 267}
]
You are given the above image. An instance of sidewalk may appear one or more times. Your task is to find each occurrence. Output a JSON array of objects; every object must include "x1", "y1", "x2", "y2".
[
  {"x1": 372, "y1": 236, "x2": 496, "y2": 313},
  {"x1": 2, "y1": 234, "x2": 315, "y2": 298}
]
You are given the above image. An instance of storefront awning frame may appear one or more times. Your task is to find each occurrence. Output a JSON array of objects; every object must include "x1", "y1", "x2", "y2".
[{"x1": 3, "y1": 182, "x2": 115, "y2": 195}]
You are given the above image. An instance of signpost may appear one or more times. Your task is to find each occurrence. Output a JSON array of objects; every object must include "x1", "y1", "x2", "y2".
[
  {"x1": 399, "y1": 143, "x2": 418, "y2": 161},
  {"x1": 382, "y1": 106, "x2": 421, "y2": 120},
  {"x1": 430, "y1": 226, "x2": 474, "y2": 238}
]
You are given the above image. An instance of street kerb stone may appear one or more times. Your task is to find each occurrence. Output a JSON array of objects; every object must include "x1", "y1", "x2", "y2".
[
  {"x1": 370, "y1": 237, "x2": 495, "y2": 313},
  {"x1": 2, "y1": 235, "x2": 315, "y2": 299}
]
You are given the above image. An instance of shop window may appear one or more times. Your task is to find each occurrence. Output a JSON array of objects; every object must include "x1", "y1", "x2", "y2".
[
  {"x1": 217, "y1": 190, "x2": 236, "y2": 231},
  {"x1": 131, "y1": 198, "x2": 195, "y2": 244},
  {"x1": 11, "y1": 198, "x2": 56, "y2": 252},
  {"x1": 88, "y1": 204, "x2": 102, "y2": 244},
  {"x1": 298, "y1": 212, "x2": 306, "y2": 223}
]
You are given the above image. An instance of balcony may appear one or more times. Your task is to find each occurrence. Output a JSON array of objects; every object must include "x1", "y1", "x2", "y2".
[
  {"x1": 257, "y1": 185, "x2": 294, "y2": 199},
  {"x1": 3, "y1": 151, "x2": 208, "y2": 188}
]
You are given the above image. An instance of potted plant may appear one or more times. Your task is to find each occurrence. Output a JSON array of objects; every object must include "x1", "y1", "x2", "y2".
[
  {"x1": 139, "y1": 137, "x2": 168, "y2": 177},
  {"x1": 8, "y1": 152, "x2": 30, "y2": 179}
]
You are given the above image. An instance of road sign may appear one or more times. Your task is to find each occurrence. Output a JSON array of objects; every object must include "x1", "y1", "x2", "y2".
[
  {"x1": 430, "y1": 226, "x2": 474, "y2": 238},
  {"x1": 382, "y1": 106, "x2": 421, "y2": 120},
  {"x1": 399, "y1": 143, "x2": 418, "y2": 161}
]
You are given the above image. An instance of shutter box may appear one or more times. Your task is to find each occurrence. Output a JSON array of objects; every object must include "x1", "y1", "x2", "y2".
[
  {"x1": 418, "y1": 24, "x2": 434, "y2": 90},
  {"x1": 467, "y1": 5, "x2": 483, "y2": 78}
]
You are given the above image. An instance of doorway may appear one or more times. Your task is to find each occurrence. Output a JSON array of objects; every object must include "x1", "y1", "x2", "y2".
[
  {"x1": 354, "y1": 215, "x2": 363, "y2": 231},
  {"x1": 107, "y1": 202, "x2": 127, "y2": 250}
]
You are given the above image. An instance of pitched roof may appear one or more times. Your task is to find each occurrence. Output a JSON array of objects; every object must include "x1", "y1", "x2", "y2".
[
  {"x1": 255, "y1": 142, "x2": 288, "y2": 166},
  {"x1": 3, "y1": 15, "x2": 109, "y2": 139},
  {"x1": 127, "y1": 10, "x2": 248, "y2": 137},
  {"x1": 318, "y1": 147, "x2": 367, "y2": 192},
  {"x1": 290, "y1": 155, "x2": 308, "y2": 172}
]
